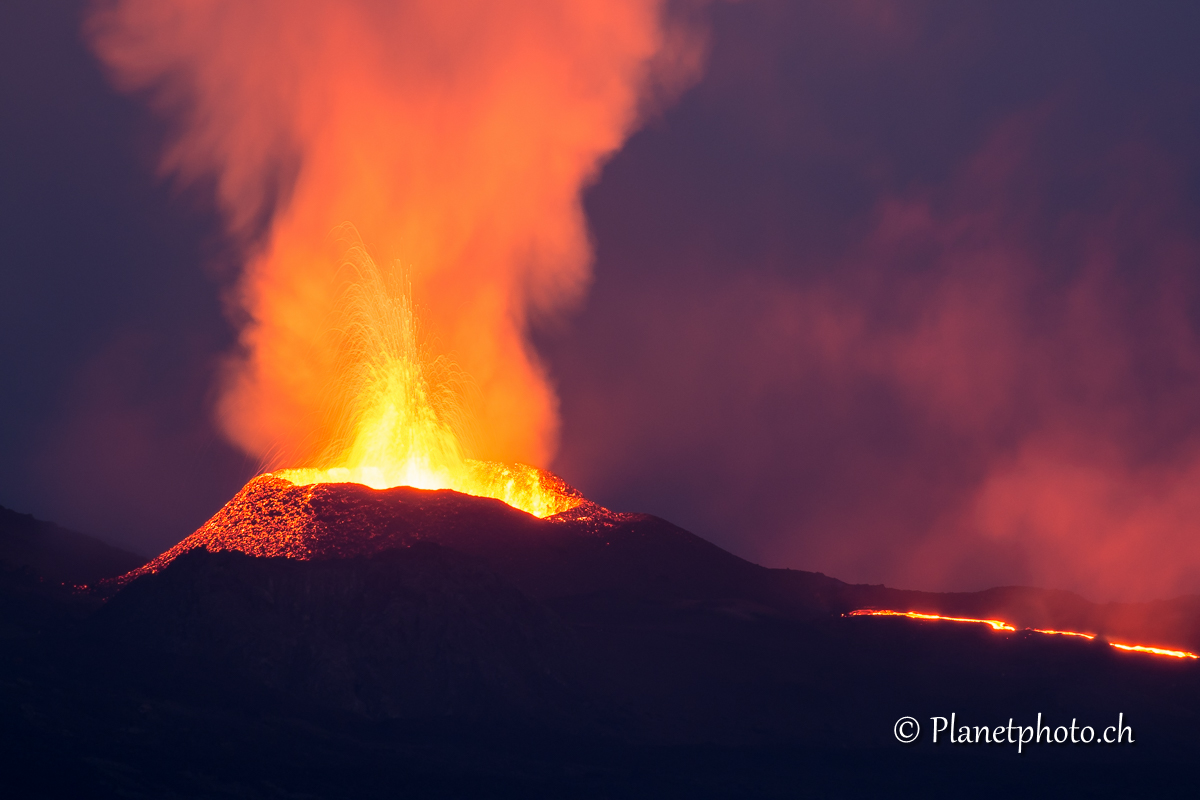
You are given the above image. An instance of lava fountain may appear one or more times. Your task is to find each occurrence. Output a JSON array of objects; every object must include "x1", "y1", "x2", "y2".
[
  {"x1": 88, "y1": 0, "x2": 707, "y2": 520},
  {"x1": 268, "y1": 228, "x2": 580, "y2": 518}
]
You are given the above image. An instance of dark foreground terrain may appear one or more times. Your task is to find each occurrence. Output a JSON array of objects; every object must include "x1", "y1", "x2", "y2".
[{"x1": 2, "y1": 488, "x2": 1198, "y2": 798}]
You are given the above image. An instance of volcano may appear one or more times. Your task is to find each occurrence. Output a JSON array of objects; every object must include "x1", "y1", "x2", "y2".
[
  {"x1": 109, "y1": 472, "x2": 851, "y2": 621},
  {"x1": 110, "y1": 474, "x2": 1200, "y2": 657}
]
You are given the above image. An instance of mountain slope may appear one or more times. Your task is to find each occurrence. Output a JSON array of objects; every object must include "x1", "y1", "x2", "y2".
[
  {"x1": 113, "y1": 475, "x2": 1200, "y2": 652},
  {"x1": 0, "y1": 505, "x2": 144, "y2": 587}
]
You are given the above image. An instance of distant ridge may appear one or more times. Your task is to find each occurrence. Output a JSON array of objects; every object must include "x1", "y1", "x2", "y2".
[{"x1": 0, "y1": 505, "x2": 145, "y2": 587}]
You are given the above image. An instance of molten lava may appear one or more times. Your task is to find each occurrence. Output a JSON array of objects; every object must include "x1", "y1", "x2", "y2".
[
  {"x1": 1109, "y1": 642, "x2": 1198, "y2": 659},
  {"x1": 277, "y1": 460, "x2": 585, "y2": 522},
  {"x1": 276, "y1": 461, "x2": 579, "y2": 520},
  {"x1": 264, "y1": 233, "x2": 581, "y2": 519},
  {"x1": 848, "y1": 609, "x2": 1199, "y2": 660},
  {"x1": 848, "y1": 609, "x2": 1015, "y2": 631}
]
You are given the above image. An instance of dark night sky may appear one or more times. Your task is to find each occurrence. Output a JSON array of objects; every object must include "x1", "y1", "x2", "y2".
[{"x1": 5, "y1": 1, "x2": 1200, "y2": 601}]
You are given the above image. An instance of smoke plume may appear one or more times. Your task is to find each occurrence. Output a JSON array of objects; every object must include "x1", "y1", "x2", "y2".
[{"x1": 88, "y1": 0, "x2": 703, "y2": 472}]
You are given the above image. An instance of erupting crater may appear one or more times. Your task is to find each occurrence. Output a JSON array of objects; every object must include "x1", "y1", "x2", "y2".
[
  {"x1": 275, "y1": 459, "x2": 585, "y2": 520},
  {"x1": 116, "y1": 468, "x2": 625, "y2": 587}
]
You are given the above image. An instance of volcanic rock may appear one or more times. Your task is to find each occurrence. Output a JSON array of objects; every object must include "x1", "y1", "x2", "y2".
[
  {"x1": 94, "y1": 544, "x2": 583, "y2": 720},
  {"x1": 116, "y1": 474, "x2": 846, "y2": 619}
]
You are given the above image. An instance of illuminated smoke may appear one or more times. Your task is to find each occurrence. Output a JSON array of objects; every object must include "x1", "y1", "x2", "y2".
[{"x1": 87, "y1": 0, "x2": 705, "y2": 497}]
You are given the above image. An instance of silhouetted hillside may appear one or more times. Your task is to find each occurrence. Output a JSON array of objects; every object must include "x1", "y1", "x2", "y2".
[
  {"x1": 94, "y1": 545, "x2": 584, "y2": 721},
  {"x1": 0, "y1": 505, "x2": 144, "y2": 587},
  {"x1": 1, "y1": 484, "x2": 1198, "y2": 797}
]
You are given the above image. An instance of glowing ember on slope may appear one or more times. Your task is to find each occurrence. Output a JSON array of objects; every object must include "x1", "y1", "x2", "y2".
[{"x1": 848, "y1": 609, "x2": 1199, "y2": 659}]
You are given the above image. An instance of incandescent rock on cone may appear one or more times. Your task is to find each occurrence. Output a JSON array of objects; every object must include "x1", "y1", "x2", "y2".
[
  {"x1": 115, "y1": 473, "x2": 807, "y2": 609},
  {"x1": 117, "y1": 473, "x2": 640, "y2": 594}
]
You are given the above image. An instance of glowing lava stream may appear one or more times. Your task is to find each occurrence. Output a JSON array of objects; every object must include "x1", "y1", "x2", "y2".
[{"x1": 847, "y1": 609, "x2": 1199, "y2": 660}]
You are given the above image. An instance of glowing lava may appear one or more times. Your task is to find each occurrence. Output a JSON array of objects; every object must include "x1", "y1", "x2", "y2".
[
  {"x1": 275, "y1": 461, "x2": 579, "y2": 520},
  {"x1": 1109, "y1": 643, "x2": 1198, "y2": 659},
  {"x1": 268, "y1": 234, "x2": 581, "y2": 519},
  {"x1": 848, "y1": 609, "x2": 1199, "y2": 659},
  {"x1": 1031, "y1": 628, "x2": 1096, "y2": 639},
  {"x1": 847, "y1": 609, "x2": 1015, "y2": 631}
]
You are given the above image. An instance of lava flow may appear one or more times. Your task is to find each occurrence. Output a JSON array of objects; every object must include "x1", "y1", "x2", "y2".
[
  {"x1": 848, "y1": 609, "x2": 1015, "y2": 631},
  {"x1": 848, "y1": 609, "x2": 1199, "y2": 659}
]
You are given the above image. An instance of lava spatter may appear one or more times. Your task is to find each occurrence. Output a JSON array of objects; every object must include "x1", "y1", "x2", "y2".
[{"x1": 114, "y1": 471, "x2": 621, "y2": 587}]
